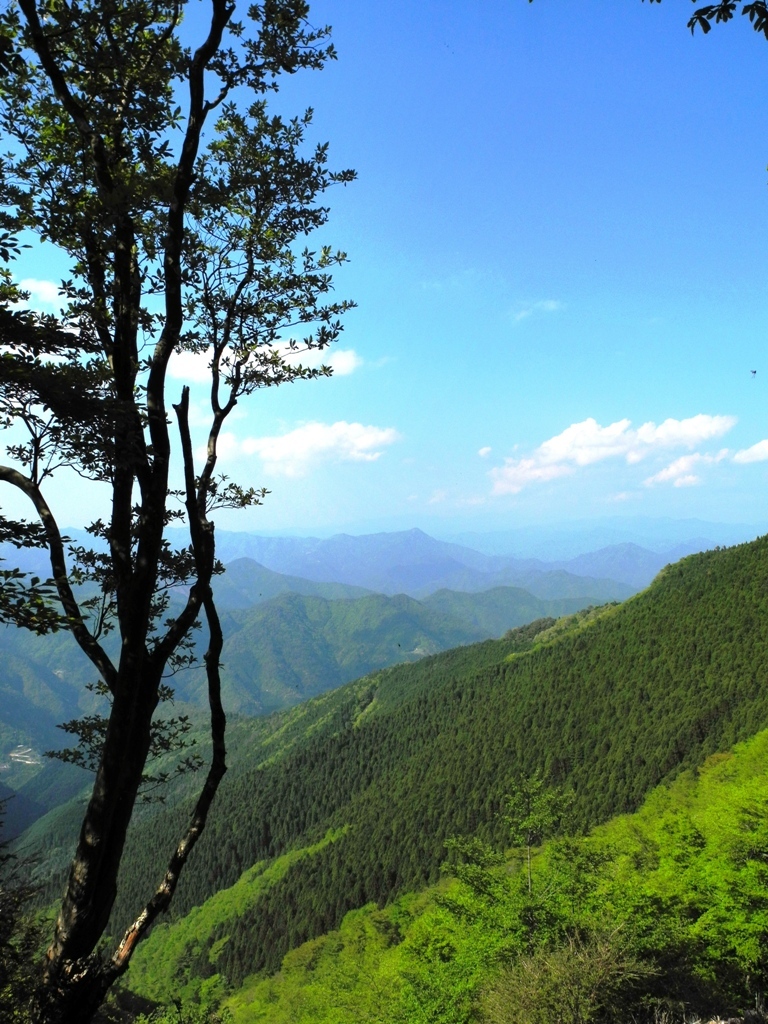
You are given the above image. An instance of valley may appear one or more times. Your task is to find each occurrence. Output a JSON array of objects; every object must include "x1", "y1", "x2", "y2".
[
  {"x1": 1, "y1": 2, "x2": 765, "y2": 1020},
  {"x1": 0, "y1": 526, "x2": 654, "y2": 828},
  {"x1": 6, "y1": 528, "x2": 768, "y2": 1020}
]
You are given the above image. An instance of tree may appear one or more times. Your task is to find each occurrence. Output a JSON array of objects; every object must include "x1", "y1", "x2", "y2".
[
  {"x1": 503, "y1": 772, "x2": 571, "y2": 897},
  {"x1": 640, "y1": 0, "x2": 768, "y2": 36},
  {"x1": 0, "y1": 2, "x2": 353, "y2": 1021},
  {"x1": 0, "y1": 799, "x2": 44, "y2": 1023}
]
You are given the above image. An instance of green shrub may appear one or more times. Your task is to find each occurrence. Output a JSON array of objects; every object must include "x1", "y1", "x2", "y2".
[{"x1": 480, "y1": 930, "x2": 655, "y2": 1024}]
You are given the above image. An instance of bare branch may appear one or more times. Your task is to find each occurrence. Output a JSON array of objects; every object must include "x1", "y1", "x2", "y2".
[{"x1": 146, "y1": 0, "x2": 236, "y2": 454}]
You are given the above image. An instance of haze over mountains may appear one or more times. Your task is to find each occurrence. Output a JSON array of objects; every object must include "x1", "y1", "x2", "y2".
[
  {"x1": 3, "y1": 518, "x2": 758, "y2": 595},
  {"x1": 0, "y1": 520, "x2": 761, "y2": 838},
  {"x1": 202, "y1": 526, "x2": 705, "y2": 596},
  {"x1": 13, "y1": 532, "x2": 768, "y2": 1021},
  {"x1": 445, "y1": 515, "x2": 763, "y2": 560}
]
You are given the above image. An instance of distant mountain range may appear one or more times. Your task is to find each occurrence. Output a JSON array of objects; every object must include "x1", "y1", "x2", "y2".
[
  {"x1": 2, "y1": 523, "x2": 726, "y2": 597},
  {"x1": 207, "y1": 528, "x2": 642, "y2": 597},
  {"x1": 0, "y1": 522, "x2": 728, "y2": 835},
  {"x1": 18, "y1": 532, "x2": 768, "y2": 1003}
]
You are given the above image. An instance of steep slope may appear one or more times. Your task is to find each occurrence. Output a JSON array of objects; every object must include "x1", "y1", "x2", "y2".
[
  {"x1": 88, "y1": 536, "x2": 768, "y2": 984},
  {"x1": 0, "y1": 580, "x2": 601, "y2": 747},
  {"x1": 126, "y1": 726, "x2": 768, "y2": 1021}
]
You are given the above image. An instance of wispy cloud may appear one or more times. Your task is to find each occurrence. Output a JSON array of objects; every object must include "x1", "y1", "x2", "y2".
[
  {"x1": 734, "y1": 439, "x2": 768, "y2": 464},
  {"x1": 17, "y1": 278, "x2": 61, "y2": 312},
  {"x1": 168, "y1": 344, "x2": 363, "y2": 385},
  {"x1": 420, "y1": 268, "x2": 483, "y2": 292},
  {"x1": 490, "y1": 414, "x2": 737, "y2": 495},
  {"x1": 512, "y1": 299, "x2": 563, "y2": 323},
  {"x1": 478, "y1": 446, "x2": 492, "y2": 458},
  {"x1": 643, "y1": 450, "x2": 728, "y2": 488},
  {"x1": 240, "y1": 421, "x2": 400, "y2": 477}
]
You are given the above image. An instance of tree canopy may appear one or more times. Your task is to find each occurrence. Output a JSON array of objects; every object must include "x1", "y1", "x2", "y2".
[
  {"x1": 640, "y1": 0, "x2": 768, "y2": 36},
  {"x1": 0, "y1": 1, "x2": 352, "y2": 1020}
]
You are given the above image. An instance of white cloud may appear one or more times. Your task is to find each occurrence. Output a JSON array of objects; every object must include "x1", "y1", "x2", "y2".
[
  {"x1": 628, "y1": 415, "x2": 734, "y2": 461},
  {"x1": 211, "y1": 431, "x2": 241, "y2": 460},
  {"x1": 327, "y1": 349, "x2": 363, "y2": 376},
  {"x1": 644, "y1": 449, "x2": 729, "y2": 488},
  {"x1": 429, "y1": 489, "x2": 447, "y2": 504},
  {"x1": 169, "y1": 349, "x2": 213, "y2": 383},
  {"x1": 734, "y1": 439, "x2": 768, "y2": 464},
  {"x1": 490, "y1": 415, "x2": 736, "y2": 496},
  {"x1": 491, "y1": 458, "x2": 574, "y2": 494},
  {"x1": 275, "y1": 341, "x2": 363, "y2": 376},
  {"x1": 168, "y1": 344, "x2": 363, "y2": 386},
  {"x1": 513, "y1": 299, "x2": 563, "y2": 323},
  {"x1": 644, "y1": 454, "x2": 701, "y2": 487},
  {"x1": 18, "y1": 278, "x2": 61, "y2": 311},
  {"x1": 478, "y1": 446, "x2": 492, "y2": 458},
  {"x1": 241, "y1": 420, "x2": 400, "y2": 477},
  {"x1": 537, "y1": 418, "x2": 634, "y2": 466}
]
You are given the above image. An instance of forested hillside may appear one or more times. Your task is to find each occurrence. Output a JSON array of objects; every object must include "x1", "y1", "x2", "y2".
[
  {"x1": 0, "y1": 577, "x2": 593, "y2": 768},
  {"x1": 67, "y1": 535, "x2": 768, "y2": 992},
  {"x1": 125, "y1": 726, "x2": 768, "y2": 1022}
]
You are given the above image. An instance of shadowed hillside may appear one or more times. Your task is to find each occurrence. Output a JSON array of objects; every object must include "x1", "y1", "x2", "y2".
[{"x1": 77, "y1": 535, "x2": 768, "y2": 984}]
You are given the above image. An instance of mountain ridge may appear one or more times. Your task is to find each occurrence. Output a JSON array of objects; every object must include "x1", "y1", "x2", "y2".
[{"x1": 39, "y1": 534, "x2": 768, "y2": 986}]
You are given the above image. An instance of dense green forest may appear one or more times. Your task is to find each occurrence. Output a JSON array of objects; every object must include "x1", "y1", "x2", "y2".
[
  {"x1": 0, "y1": 576, "x2": 592, "y2": 839},
  {"x1": 29, "y1": 534, "x2": 761, "y2": 1006},
  {"x1": 0, "y1": 575, "x2": 594, "y2": 772},
  {"x1": 12, "y1": 535, "x2": 768, "y2": 1020},
  {"x1": 124, "y1": 725, "x2": 768, "y2": 1022}
]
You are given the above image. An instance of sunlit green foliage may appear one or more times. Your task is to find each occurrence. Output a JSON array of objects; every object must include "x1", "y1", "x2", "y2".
[
  {"x1": 99, "y1": 537, "x2": 768, "y2": 985},
  {"x1": 213, "y1": 726, "x2": 768, "y2": 1022},
  {"x1": 21, "y1": 537, "x2": 768, "y2": 1015},
  {"x1": 126, "y1": 829, "x2": 347, "y2": 1006},
  {"x1": 133, "y1": 1005, "x2": 233, "y2": 1024}
]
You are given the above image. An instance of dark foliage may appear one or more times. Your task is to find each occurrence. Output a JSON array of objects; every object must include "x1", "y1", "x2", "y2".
[{"x1": 92, "y1": 537, "x2": 768, "y2": 986}]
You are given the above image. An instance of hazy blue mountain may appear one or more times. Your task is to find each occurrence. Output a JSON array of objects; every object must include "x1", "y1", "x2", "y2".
[
  {"x1": 3, "y1": 526, "x2": 675, "y2": 600},
  {"x1": 0, "y1": 777, "x2": 46, "y2": 840},
  {"x1": 213, "y1": 558, "x2": 372, "y2": 609},
  {"x1": 446, "y1": 516, "x2": 764, "y2": 560},
  {"x1": 0, "y1": 645, "x2": 84, "y2": 756},
  {"x1": 548, "y1": 541, "x2": 699, "y2": 589},
  {"x1": 203, "y1": 528, "x2": 633, "y2": 600}
]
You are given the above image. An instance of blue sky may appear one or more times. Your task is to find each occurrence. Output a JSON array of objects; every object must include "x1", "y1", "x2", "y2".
[{"x1": 11, "y1": 0, "x2": 768, "y2": 536}]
